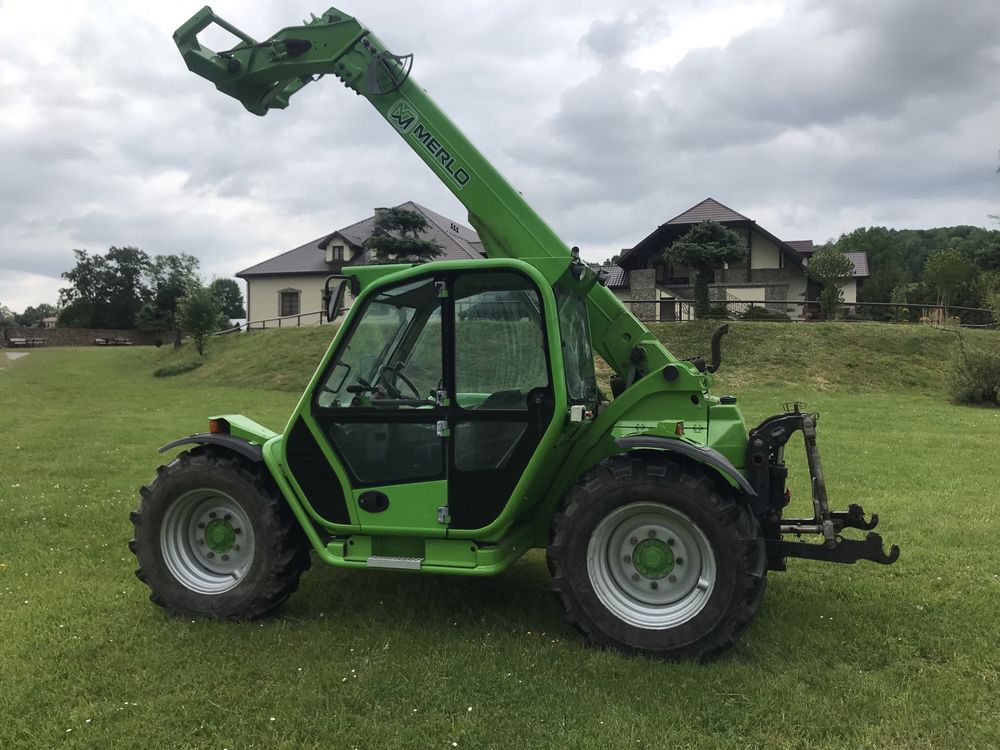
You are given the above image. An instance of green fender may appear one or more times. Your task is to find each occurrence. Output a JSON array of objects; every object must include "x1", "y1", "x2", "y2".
[{"x1": 613, "y1": 435, "x2": 756, "y2": 498}]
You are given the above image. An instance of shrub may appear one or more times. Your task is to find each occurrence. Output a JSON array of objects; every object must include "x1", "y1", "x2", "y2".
[
  {"x1": 153, "y1": 360, "x2": 203, "y2": 378},
  {"x1": 708, "y1": 304, "x2": 731, "y2": 319},
  {"x1": 739, "y1": 305, "x2": 791, "y2": 321},
  {"x1": 951, "y1": 343, "x2": 1000, "y2": 406}
]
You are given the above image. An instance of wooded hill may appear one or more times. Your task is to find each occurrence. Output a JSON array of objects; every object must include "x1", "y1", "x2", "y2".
[{"x1": 816, "y1": 225, "x2": 1000, "y2": 311}]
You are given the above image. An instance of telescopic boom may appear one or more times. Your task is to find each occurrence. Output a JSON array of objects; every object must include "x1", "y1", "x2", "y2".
[{"x1": 175, "y1": 6, "x2": 682, "y2": 382}]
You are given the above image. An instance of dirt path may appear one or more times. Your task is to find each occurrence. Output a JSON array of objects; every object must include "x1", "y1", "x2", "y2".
[{"x1": 2, "y1": 351, "x2": 31, "y2": 368}]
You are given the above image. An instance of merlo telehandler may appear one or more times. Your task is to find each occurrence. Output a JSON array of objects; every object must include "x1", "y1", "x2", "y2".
[{"x1": 130, "y1": 6, "x2": 899, "y2": 660}]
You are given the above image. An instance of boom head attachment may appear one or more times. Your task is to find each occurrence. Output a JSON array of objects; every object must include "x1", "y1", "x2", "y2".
[{"x1": 173, "y1": 6, "x2": 410, "y2": 115}]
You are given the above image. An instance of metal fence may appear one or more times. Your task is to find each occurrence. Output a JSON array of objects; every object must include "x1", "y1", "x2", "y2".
[
  {"x1": 218, "y1": 300, "x2": 996, "y2": 334},
  {"x1": 621, "y1": 299, "x2": 996, "y2": 328},
  {"x1": 216, "y1": 310, "x2": 327, "y2": 335}
]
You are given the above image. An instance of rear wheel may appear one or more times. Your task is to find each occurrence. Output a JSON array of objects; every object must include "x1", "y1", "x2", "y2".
[
  {"x1": 547, "y1": 455, "x2": 765, "y2": 660},
  {"x1": 129, "y1": 449, "x2": 310, "y2": 620}
]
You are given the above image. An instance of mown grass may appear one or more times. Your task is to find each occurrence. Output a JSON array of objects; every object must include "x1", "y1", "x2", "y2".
[{"x1": 1, "y1": 327, "x2": 999, "y2": 749}]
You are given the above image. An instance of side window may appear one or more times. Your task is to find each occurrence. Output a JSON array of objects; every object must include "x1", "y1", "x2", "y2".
[
  {"x1": 556, "y1": 287, "x2": 598, "y2": 404},
  {"x1": 453, "y1": 272, "x2": 548, "y2": 410},
  {"x1": 316, "y1": 278, "x2": 441, "y2": 408},
  {"x1": 314, "y1": 277, "x2": 444, "y2": 485}
]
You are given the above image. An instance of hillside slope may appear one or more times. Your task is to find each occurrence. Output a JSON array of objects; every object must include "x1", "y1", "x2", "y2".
[{"x1": 152, "y1": 321, "x2": 998, "y2": 397}]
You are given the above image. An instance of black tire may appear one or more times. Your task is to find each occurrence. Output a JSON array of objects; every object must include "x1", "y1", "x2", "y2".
[
  {"x1": 546, "y1": 454, "x2": 766, "y2": 661},
  {"x1": 129, "y1": 448, "x2": 310, "y2": 620}
]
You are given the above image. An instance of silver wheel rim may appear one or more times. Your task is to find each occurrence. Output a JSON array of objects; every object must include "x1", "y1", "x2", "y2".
[
  {"x1": 160, "y1": 489, "x2": 256, "y2": 594},
  {"x1": 587, "y1": 502, "x2": 716, "y2": 629}
]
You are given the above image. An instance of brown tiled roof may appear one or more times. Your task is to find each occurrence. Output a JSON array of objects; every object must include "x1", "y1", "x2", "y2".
[
  {"x1": 237, "y1": 202, "x2": 482, "y2": 278},
  {"x1": 844, "y1": 251, "x2": 870, "y2": 278},
  {"x1": 786, "y1": 240, "x2": 814, "y2": 255},
  {"x1": 600, "y1": 265, "x2": 629, "y2": 288},
  {"x1": 665, "y1": 198, "x2": 752, "y2": 226}
]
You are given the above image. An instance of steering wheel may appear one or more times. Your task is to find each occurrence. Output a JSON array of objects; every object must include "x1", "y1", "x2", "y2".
[{"x1": 377, "y1": 365, "x2": 421, "y2": 399}]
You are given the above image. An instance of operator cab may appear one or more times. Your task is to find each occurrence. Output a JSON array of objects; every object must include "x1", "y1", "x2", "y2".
[{"x1": 290, "y1": 265, "x2": 595, "y2": 534}]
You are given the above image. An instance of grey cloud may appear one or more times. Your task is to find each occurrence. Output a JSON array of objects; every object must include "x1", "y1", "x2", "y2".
[{"x1": 1, "y1": 0, "x2": 997, "y2": 312}]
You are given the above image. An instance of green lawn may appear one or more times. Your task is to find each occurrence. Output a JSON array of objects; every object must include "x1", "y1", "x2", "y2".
[{"x1": 1, "y1": 330, "x2": 999, "y2": 749}]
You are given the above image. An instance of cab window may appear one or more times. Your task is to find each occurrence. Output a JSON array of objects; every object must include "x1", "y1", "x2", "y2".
[{"x1": 317, "y1": 277, "x2": 441, "y2": 408}]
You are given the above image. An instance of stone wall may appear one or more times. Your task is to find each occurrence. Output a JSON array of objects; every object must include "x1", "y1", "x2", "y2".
[
  {"x1": 628, "y1": 269, "x2": 657, "y2": 321},
  {"x1": 1, "y1": 325, "x2": 162, "y2": 348}
]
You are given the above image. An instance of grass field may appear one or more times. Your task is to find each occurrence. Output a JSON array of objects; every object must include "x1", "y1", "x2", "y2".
[{"x1": 2, "y1": 324, "x2": 999, "y2": 749}]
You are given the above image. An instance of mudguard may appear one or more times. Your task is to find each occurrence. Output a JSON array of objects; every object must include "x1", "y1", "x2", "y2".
[
  {"x1": 614, "y1": 435, "x2": 756, "y2": 497},
  {"x1": 158, "y1": 433, "x2": 263, "y2": 463}
]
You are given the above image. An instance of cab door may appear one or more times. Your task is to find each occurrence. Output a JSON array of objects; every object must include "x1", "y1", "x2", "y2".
[
  {"x1": 444, "y1": 271, "x2": 556, "y2": 531},
  {"x1": 298, "y1": 275, "x2": 449, "y2": 536}
]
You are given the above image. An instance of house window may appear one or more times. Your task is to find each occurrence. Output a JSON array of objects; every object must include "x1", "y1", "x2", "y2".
[
  {"x1": 332, "y1": 244, "x2": 345, "y2": 261},
  {"x1": 279, "y1": 289, "x2": 301, "y2": 317}
]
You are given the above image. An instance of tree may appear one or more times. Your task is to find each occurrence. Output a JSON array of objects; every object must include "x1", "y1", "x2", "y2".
[
  {"x1": 365, "y1": 207, "x2": 443, "y2": 263},
  {"x1": 662, "y1": 221, "x2": 746, "y2": 318},
  {"x1": 0, "y1": 304, "x2": 16, "y2": 334},
  {"x1": 178, "y1": 284, "x2": 222, "y2": 356},
  {"x1": 208, "y1": 278, "x2": 246, "y2": 321},
  {"x1": 140, "y1": 254, "x2": 200, "y2": 347},
  {"x1": 602, "y1": 253, "x2": 621, "y2": 266},
  {"x1": 59, "y1": 246, "x2": 151, "y2": 329},
  {"x1": 807, "y1": 249, "x2": 854, "y2": 319},
  {"x1": 923, "y1": 248, "x2": 975, "y2": 314},
  {"x1": 15, "y1": 303, "x2": 58, "y2": 327}
]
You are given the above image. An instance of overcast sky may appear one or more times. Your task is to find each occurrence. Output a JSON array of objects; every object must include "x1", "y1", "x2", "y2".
[{"x1": 1, "y1": 0, "x2": 998, "y2": 313}]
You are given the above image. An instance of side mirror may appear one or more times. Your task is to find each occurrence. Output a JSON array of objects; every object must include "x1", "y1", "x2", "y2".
[{"x1": 323, "y1": 276, "x2": 349, "y2": 322}]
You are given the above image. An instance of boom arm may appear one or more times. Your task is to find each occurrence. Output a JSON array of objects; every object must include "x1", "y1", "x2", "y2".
[{"x1": 175, "y1": 6, "x2": 685, "y2": 380}]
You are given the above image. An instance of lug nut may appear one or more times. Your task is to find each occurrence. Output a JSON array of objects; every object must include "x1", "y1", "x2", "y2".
[
  {"x1": 676, "y1": 557, "x2": 684, "y2": 565},
  {"x1": 648, "y1": 530, "x2": 656, "y2": 538},
  {"x1": 234, "y1": 528, "x2": 242, "y2": 535},
  {"x1": 650, "y1": 582, "x2": 659, "y2": 590},
  {"x1": 668, "y1": 574, "x2": 677, "y2": 583},
  {"x1": 209, "y1": 512, "x2": 217, "y2": 519},
  {"x1": 631, "y1": 573, "x2": 640, "y2": 582},
  {"x1": 667, "y1": 538, "x2": 675, "y2": 546},
  {"x1": 623, "y1": 555, "x2": 631, "y2": 563},
  {"x1": 198, "y1": 522, "x2": 205, "y2": 529},
  {"x1": 234, "y1": 545, "x2": 240, "y2": 551},
  {"x1": 221, "y1": 554, "x2": 229, "y2": 561},
  {"x1": 630, "y1": 537, "x2": 639, "y2": 545},
  {"x1": 207, "y1": 552, "x2": 215, "y2": 559},
  {"x1": 224, "y1": 514, "x2": 231, "y2": 521}
]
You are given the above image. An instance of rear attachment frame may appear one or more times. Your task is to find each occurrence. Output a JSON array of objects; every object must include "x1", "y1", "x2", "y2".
[{"x1": 747, "y1": 404, "x2": 900, "y2": 570}]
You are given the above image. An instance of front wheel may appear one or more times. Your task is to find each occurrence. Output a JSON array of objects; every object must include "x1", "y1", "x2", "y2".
[
  {"x1": 547, "y1": 456, "x2": 766, "y2": 660},
  {"x1": 130, "y1": 449, "x2": 310, "y2": 620}
]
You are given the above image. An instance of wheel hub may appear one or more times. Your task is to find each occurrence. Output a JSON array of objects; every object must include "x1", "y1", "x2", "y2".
[
  {"x1": 632, "y1": 538, "x2": 674, "y2": 580},
  {"x1": 203, "y1": 518, "x2": 236, "y2": 553}
]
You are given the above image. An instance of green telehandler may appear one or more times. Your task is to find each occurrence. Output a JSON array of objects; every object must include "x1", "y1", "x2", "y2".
[{"x1": 130, "y1": 6, "x2": 899, "y2": 660}]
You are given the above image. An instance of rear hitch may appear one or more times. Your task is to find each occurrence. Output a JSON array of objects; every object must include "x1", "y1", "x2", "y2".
[
  {"x1": 748, "y1": 404, "x2": 901, "y2": 570},
  {"x1": 775, "y1": 532, "x2": 900, "y2": 565}
]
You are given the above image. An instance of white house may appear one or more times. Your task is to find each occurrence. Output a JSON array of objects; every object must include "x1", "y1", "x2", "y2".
[{"x1": 236, "y1": 202, "x2": 484, "y2": 327}]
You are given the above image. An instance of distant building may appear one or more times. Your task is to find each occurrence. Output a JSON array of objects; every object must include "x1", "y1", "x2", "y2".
[
  {"x1": 236, "y1": 202, "x2": 484, "y2": 326},
  {"x1": 605, "y1": 198, "x2": 869, "y2": 320},
  {"x1": 40, "y1": 316, "x2": 58, "y2": 328}
]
